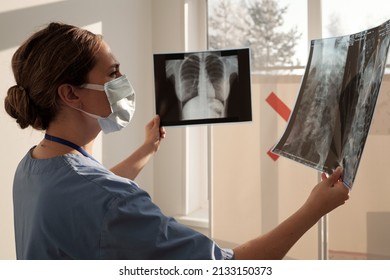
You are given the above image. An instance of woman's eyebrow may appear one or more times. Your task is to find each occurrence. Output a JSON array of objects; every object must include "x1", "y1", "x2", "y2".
[{"x1": 110, "y1": 63, "x2": 120, "y2": 69}]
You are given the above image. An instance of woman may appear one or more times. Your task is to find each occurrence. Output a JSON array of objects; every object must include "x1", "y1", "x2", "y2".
[{"x1": 5, "y1": 22, "x2": 349, "y2": 260}]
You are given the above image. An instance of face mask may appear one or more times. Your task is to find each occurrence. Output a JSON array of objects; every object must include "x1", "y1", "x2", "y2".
[{"x1": 79, "y1": 75, "x2": 136, "y2": 134}]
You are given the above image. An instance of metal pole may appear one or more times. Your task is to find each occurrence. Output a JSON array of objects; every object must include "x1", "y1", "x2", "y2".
[
  {"x1": 207, "y1": 125, "x2": 213, "y2": 238},
  {"x1": 317, "y1": 171, "x2": 328, "y2": 260},
  {"x1": 318, "y1": 214, "x2": 328, "y2": 260},
  {"x1": 308, "y1": 0, "x2": 326, "y2": 260}
]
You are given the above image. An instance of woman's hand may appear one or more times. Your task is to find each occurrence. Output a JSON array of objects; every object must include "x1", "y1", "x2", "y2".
[
  {"x1": 144, "y1": 115, "x2": 166, "y2": 153},
  {"x1": 304, "y1": 167, "x2": 350, "y2": 217}
]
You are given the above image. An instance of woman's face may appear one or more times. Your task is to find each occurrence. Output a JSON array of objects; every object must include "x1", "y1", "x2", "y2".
[{"x1": 78, "y1": 41, "x2": 122, "y2": 118}]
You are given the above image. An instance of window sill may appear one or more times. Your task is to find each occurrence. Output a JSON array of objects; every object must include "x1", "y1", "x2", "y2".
[{"x1": 175, "y1": 206, "x2": 209, "y2": 229}]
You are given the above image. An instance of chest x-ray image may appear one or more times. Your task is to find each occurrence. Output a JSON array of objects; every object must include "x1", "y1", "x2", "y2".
[
  {"x1": 153, "y1": 48, "x2": 252, "y2": 126},
  {"x1": 272, "y1": 19, "x2": 390, "y2": 189}
]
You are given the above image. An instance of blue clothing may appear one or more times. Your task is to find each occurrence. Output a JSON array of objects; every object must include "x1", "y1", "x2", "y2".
[{"x1": 13, "y1": 149, "x2": 233, "y2": 260}]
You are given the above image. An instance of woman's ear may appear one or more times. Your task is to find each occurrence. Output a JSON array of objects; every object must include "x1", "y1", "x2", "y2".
[{"x1": 57, "y1": 84, "x2": 80, "y2": 107}]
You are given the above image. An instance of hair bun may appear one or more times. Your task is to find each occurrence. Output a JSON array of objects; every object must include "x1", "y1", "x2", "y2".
[
  {"x1": 4, "y1": 85, "x2": 36, "y2": 129},
  {"x1": 17, "y1": 85, "x2": 26, "y2": 93}
]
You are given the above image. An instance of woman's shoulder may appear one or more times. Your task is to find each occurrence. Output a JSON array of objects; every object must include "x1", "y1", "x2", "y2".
[
  {"x1": 18, "y1": 149, "x2": 143, "y2": 200},
  {"x1": 61, "y1": 153, "x2": 144, "y2": 199}
]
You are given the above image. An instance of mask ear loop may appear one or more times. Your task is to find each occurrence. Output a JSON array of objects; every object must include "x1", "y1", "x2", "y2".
[
  {"x1": 81, "y1": 83, "x2": 105, "y2": 91},
  {"x1": 67, "y1": 85, "x2": 103, "y2": 120}
]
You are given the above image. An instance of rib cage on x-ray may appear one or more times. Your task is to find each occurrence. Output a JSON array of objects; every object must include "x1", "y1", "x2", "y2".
[{"x1": 166, "y1": 52, "x2": 238, "y2": 120}]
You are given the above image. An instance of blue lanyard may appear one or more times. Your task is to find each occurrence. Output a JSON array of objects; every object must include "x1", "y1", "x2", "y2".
[{"x1": 44, "y1": 133, "x2": 99, "y2": 163}]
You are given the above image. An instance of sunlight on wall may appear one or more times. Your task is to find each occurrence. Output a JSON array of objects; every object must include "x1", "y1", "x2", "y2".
[{"x1": 0, "y1": 0, "x2": 65, "y2": 13}]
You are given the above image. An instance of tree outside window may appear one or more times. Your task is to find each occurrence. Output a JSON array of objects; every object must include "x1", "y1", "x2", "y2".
[{"x1": 208, "y1": 0, "x2": 302, "y2": 74}]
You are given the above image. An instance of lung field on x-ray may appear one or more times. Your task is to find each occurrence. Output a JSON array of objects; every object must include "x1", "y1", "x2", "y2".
[
  {"x1": 179, "y1": 54, "x2": 200, "y2": 105},
  {"x1": 165, "y1": 52, "x2": 238, "y2": 121}
]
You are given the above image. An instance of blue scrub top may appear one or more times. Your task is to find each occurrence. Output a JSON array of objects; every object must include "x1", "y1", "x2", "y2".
[{"x1": 13, "y1": 149, "x2": 233, "y2": 260}]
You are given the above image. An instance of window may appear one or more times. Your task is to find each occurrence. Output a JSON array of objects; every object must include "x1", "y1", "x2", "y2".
[
  {"x1": 208, "y1": 0, "x2": 390, "y2": 74},
  {"x1": 322, "y1": 0, "x2": 390, "y2": 73},
  {"x1": 208, "y1": 0, "x2": 307, "y2": 75}
]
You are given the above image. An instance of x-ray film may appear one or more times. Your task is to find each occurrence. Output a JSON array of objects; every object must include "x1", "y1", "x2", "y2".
[
  {"x1": 153, "y1": 48, "x2": 252, "y2": 126},
  {"x1": 272, "y1": 19, "x2": 390, "y2": 189}
]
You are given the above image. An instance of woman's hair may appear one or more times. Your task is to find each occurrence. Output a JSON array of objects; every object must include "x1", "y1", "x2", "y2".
[{"x1": 4, "y1": 22, "x2": 103, "y2": 130}]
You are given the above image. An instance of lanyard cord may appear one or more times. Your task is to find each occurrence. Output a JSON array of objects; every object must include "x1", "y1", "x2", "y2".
[{"x1": 44, "y1": 133, "x2": 99, "y2": 163}]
